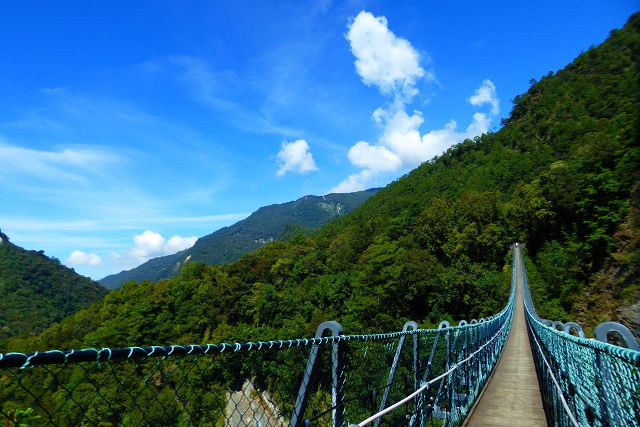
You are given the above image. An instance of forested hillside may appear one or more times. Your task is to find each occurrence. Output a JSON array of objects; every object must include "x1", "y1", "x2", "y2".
[
  {"x1": 0, "y1": 231, "x2": 108, "y2": 350},
  {"x1": 10, "y1": 12, "x2": 639, "y2": 353},
  {"x1": 99, "y1": 190, "x2": 378, "y2": 289}
]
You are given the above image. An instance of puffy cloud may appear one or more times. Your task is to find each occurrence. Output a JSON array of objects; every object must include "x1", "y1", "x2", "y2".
[
  {"x1": 113, "y1": 230, "x2": 198, "y2": 268},
  {"x1": 67, "y1": 250, "x2": 102, "y2": 266},
  {"x1": 165, "y1": 235, "x2": 198, "y2": 253},
  {"x1": 421, "y1": 112, "x2": 491, "y2": 155},
  {"x1": 334, "y1": 12, "x2": 500, "y2": 193},
  {"x1": 332, "y1": 81, "x2": 498, "y2": 192},
  {"x1": 347, "y1": 11, "x2": 427, "y2": 99},
  {"x1": 377, "y1": 108, "x2": 426, "y2": 166},
  {"x1": 130, "y1": 230, "x2": 166, "y2": 259},
  {"x1": 330, "y1": 170, "x2": 374, "y2": 193},
  {"x1": 276, "y1": 139, "x2": 318, "y2": 177},
  {"x1": 130, "y1": 230, "x2": 197, "y2": 259},
  {"x1": 468, "y1": 79, "x2": 499, "y2": 115},
  {"x1": 347, "y1": 141, "x2": 402, "y2": 172}
]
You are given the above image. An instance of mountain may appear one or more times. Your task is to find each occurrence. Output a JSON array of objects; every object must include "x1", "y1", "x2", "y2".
[
  {"x1": 99, "y1": 189, "x2": 379, "y2": 289},
  {"x1": 0, "y1": 231, "x2": 108, "y2": 348},
  {"x1": 4, "y1": 13, "x2": 638, "y2": 425},
  {"x1": 16, "y1": 12, "x2": 640, "y2": 351}
]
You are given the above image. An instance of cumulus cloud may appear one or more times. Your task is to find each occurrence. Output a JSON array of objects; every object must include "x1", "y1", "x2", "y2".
[
  {"x1": 331, "y1": 109, "x2": 491, "y2": 193},
  {"x1": 421, "y1": 112, "x2": 491, "y2": 156},
  {"x1": 130, "y1": 230, "x2": 166, "y2": 259},
  {"x1": 112, "y1": 230, "x2": 198, "y2": 268},
  {"x1": 330, "y1": 169, "x2": 374, "y2": 193},
  {"x1": 348, "y1": 141, "x2": 402, "y2": 172},
  {"x1": 165, "y1": 235, "x2": 198, "y2": 253},
  {"x1": 332, "y1": 12, "x2": 500, "y2": 193},
  {"x1": 468, "y1": 79, "x2": 499, "y2": 115},
  {"x1": 375, "y1": 108, "x2": 426, "y2": 166},
  {"x1": 67, "y1": 250, "x2": 102, "y2": 266},
  {"x1": 347, "y1": 11, "x2": 428, "y2": 99},
  {"x1": 276, "y1": 139, "x2": 318, "y2": 177},
  {"x1": 129, "y1": 230, "x2": 197, "y2": 260}
]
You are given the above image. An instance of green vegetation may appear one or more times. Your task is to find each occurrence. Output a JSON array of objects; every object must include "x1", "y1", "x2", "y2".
[
  {"x1": 98, "y1": 189, "x2": 378, "y2": 289},
  {"x1": 2, "y1": 11, "x2": 638, "y2": 427},
  {"x1": 15, "y1": 12, "x2": 639, "y2": 352},
  {"x1": 0, "y1": 231, "x2": 108, "y2": 350}
]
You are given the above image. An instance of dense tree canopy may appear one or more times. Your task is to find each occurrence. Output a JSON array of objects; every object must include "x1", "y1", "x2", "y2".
[
  {"x1": 6, "y1": 13, "x2": 640, "y2": 353},
  {"x1": 98, "y1": 190, "x2": 378, "y2": 289},
  {"x1": 1, "y1": 13, "x2": 638, "y2": 427},
  {"x1": 0, "y1": 232, "x2": 107, "y2": 350}
]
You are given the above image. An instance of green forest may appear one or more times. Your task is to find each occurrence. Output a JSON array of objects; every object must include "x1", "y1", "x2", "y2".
[
  {"x1": 0, "y1": 231, "x2": 107, "y2": 347},
  {"x1": 98, "y1": 189, "x2": 378, "y2": 290},
  {"x1": 5, "y1": 12, "x2": 638, "y2": 355},
  {"x1": 1, "y1": 11, "x2": 639, "y2": 427}
]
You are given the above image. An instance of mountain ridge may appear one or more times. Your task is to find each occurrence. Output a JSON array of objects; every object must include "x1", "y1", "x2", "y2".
[
  {"x1": 99, "y1": 189, "x2": 379, "y2": 289},
  {"x1": 0, "y1": 230, "x2": 108, "y2": 349},
  {"x1": 12, "y1": 12, "x2": 640, "y2": 353}
]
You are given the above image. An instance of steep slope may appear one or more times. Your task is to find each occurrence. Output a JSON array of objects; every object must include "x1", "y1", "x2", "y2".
[
  {"x1": 99, "y1": 189, "x2": 378, "y2": 289},
  {"x1": 15, "y1": 13, "x2": 640, "y2": 353},
  {"x1": 0, "y1": 231, "x2": 108, "y2": 347},
  {"x1": 4, "y1": 15, "x2": 638, "y2": 426}
]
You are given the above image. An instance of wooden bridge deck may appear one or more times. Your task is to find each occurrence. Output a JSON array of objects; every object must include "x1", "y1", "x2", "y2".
[{"x1": 465, "y1": 247, "x2": 547, "y2": 426}]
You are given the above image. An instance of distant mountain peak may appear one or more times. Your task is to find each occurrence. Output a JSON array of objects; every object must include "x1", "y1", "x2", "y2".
[{"x1": 98, "y1": 188, "x2": 379, "y2": 289}]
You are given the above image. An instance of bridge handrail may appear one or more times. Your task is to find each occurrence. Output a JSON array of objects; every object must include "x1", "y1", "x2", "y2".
[
  {"x1": 0, "y1": 248, "x2": 519, "y2": 426},
  {"x1": 518, "y1": 246, "x2": 640, "y2": 426},
  {"x1": 349, "y1": 246, "x2": 517, "y2": 426},
  {"x1": 1, "y1": 266, "x2": 518, "y2": 370},
  {"x1": 357, "y1": 301, "x2": 513, "y2": 426},
  {"x1": 520, "y1": 250, "x2": 639, "y2": 361},
  {"x1": 0, "y1": 319, "x2": 513, "y2": 370}
]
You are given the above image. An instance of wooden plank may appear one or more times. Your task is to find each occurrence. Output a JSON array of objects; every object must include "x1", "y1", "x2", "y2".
[{"x1": 465, "y1": 247, "x2": 547, "y2": 426}]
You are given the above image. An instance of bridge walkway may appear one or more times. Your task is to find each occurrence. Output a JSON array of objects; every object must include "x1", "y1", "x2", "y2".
[{"x1": 465, "y1": 246, "x2": 547, "y2": 426}]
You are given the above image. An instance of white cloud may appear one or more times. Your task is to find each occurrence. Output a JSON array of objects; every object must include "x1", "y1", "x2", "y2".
[
  {"x1": 165, "y1": 235, "x2": 198, "y2": 253},
  {"x1": 376, "y1": 108, "x2": 426, "y2": 166},
  {"x1": 330, "y1": 170, "x2": 374, "y2": 193},
  {"x1": 421, "y1": 112, "x2": 491, "y2": 155},
  {"x1": 347, "y1": 11, "x2": 427, "y2": 100},
  {"x1": 131, "y1": 230, "x2": 166, "y2": 259},
  {"x1": 468, "y1": 79, "x2": 499, "y2": 115},
  {"x1": 129, "y1": 230, "x2": 197, "y2": 259},
  {"x1": 332, "y1": 104, "x2": 493, "y2": 192},
  {"x1": 348, "y1": 141, "x2": 402, "y2": 172},
  {"x1": 67, "y1": 250, "x2": 102, "y2": 266},
  {"x1": 112, "y1": 230, "x2": 198, "y2": 269},
  {"x1": 335, "y1": 21, "x2": 502, "y2": 193},
  {"x1": 276, "y1": 139, "x2": 318, "y2": 177}
]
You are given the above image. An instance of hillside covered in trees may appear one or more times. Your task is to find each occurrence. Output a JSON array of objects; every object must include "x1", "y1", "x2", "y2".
[
  {"x1": 99, "y1": 189, "x2": 378, "y2": 289},
  {"x1": 7, "y1": 12, "x2": 639, "y2": 354},
  {"x1": 0, "y1": 231, "x2": 108, "y2": 350}
]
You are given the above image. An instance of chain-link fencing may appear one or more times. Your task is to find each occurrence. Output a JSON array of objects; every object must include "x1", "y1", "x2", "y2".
[
  {"x1": 1, "y1": 256, "x2": 518, "y2": 427},
  {"x1": 520, "y1": 248, "x2": 640, "y2": 426}
]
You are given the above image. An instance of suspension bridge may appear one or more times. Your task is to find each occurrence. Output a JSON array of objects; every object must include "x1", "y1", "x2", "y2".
[
  {"x1": 465, "y1": 247, "x2": 546, "y2": 426},
  {"x1": 1, "y1": 245, "x2": 639, "y2": 426}
]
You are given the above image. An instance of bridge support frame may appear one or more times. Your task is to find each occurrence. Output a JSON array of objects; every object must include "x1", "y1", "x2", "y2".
[
  {"x1": 291, "y1": 321, "x2": 345, "y2": 427},
  {"x1": 373, "y1": 320, "x2": 419, "y2": 427}
]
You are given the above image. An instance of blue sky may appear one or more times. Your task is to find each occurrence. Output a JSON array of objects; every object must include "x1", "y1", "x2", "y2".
[{"x1": 0, "y1": 1, "x2": 636, "y2": 279}]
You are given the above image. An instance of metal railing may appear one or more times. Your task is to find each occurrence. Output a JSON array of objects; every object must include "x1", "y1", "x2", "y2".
[
  {"x1": 520, "y1": 247, "x2": 640, "y2": 426},
  {"x1": 1, "y1": 259, "x2": 517, "y2": 426}
]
